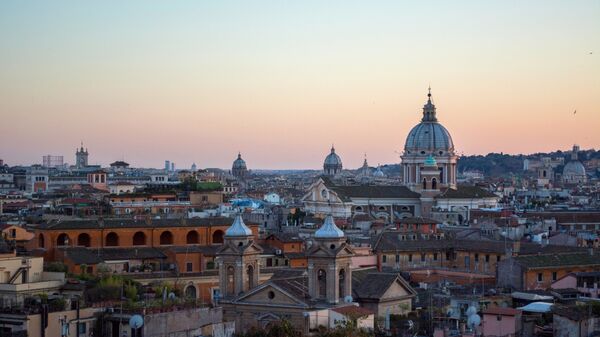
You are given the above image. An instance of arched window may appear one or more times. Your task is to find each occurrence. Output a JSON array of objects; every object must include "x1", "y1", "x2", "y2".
[
  {"x1": 38, "y1": 234, "x2": 45, "y2": 248},
  {"x1": 423, "y1": 178, "x2": 427, "y2": 190},
  {"x1": 355, "y1": 206, "x2": 363, "y2": 212},
  {"x1": 160, "y1": 231, "x2": 173, "y2": 245},
  {"x1": 57, "y1": 233, "x2": 70, "y2": 246},
  {"x1": 339, "y1": 269, "x2": 346, "y2": 298},
  {"x1": 227, "y1": 266, "x2": 235, "y2": 295},
  {"x1": 378, "y1": 206, "x2": 386, "y2": 211},
  {"x1": 439, "y1": 167, "x2": 444, "y2": 183},
  {"x1": 132, "y1": 231, "x2": 146, "y2": 246},
  {"x1": 543, "y1": 170, "x2": 547, "y2": 178},
  {"x1": 185, "y1": 285, "x2": 197, "y2": 299},
  {"x1": 186, "y1": 231, "x2": 199, "y2": 244},
  {"x1": 212, "y1": 230, "x2": 224, "y2": 244},
  {"x1": 105, "y1": 232, "x2": 119, "y2": 247},
  {"x1": 77, "y1": 233, "x2": 91, "y2": 247},
  {"x1": 246, "y1": 265, "x2": 255, "y2": 290},
  {"x1": 432, "y1": 178, "x2": 437, "y2": 190},
  {"x1": 318, "y1": 269, "x2": 327, "y2": 299}
]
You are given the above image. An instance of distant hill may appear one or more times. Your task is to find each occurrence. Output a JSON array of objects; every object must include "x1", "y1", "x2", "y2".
[{"x1": 381, "y1": 149, "x2": 599, "y2": 178}]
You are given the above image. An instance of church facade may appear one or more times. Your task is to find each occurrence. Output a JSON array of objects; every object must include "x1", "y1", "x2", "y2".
[{"x1": 217, "y1": 215, "x2": 416, "y2": 334}]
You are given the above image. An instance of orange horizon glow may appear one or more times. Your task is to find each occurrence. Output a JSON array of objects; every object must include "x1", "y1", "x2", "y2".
[{"x1": 1, "y1": 1, "x2": 599, "y2": 169}]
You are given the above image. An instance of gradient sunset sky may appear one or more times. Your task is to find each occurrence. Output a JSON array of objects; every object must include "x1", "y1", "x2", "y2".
[{"x1": 1, "y1": 1, "x2": 599, "y2": 169}]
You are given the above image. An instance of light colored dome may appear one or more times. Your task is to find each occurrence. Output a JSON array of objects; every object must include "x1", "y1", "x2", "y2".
[
  {"x1": 563, "y1": 160, "x2": 586, "y2": 177},
  {"x1": 373, "y1": 165, "x2": 385, "y2": 177},
  {"x1": 405, "y1": 122, "x2": 454, "y2": 154},
  {"x1": 404, "y1": 89, "x2": 454, "y2": 154},
  {"x1": 324, "y1": 147, "x2": 342, "y2": 166},
  {"x1": 315, "y1": 215, "x2": 345, "y2": 239},
  {"x1": 232, "y1": 153, "x2": 247, "y2": 170},
  {"x1": 225, "y1": 214, "x2": 252, "y2": 237}
]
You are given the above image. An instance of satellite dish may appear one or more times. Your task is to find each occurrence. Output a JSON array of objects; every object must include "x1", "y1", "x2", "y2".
[
  {"x1": 467, "y1": 314, "x2": 481, "y2": 328},
  {"x1": 168, "y1": 292, "x2": 176, "y2": 300},
  {"x1": 466, "y1": 306, "x2": 477, "y2": 316},
  {"x1": 344, "y1": 295, "x2": 353, "y2": 303},
  {"x1": 129, "y1": 315, "x2": 144, "y2": 329}
]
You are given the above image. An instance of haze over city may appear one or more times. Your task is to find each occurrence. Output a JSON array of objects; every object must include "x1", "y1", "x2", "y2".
[{"x1": 1, "y1": 1, "x2": 599, "y2": 169}]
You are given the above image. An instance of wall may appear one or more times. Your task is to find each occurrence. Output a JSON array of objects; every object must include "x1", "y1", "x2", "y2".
[{"x1": 482, "y1": 313, "x2": 519, "y2": 337}]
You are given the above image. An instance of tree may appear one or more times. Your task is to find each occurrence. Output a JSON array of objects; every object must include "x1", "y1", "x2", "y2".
[{"x1": 234, "y1": 320, "x2": 301, "y2": 337}]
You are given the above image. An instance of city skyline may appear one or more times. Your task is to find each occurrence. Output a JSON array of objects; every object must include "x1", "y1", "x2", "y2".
[{"x1": 1, "y1": 1, "x2": 599, "y2": 169}]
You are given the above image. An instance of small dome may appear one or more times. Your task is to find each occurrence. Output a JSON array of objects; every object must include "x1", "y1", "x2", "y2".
[
  {"x1": 315, "y1": 215, "x2": 344, "y2": 239},
  {"x1": 324, "y1": 147, "x2": 342, "y2": 166},
  {"x1": 232, "y1": 153, "x2": 247, "y2": 170},
  {"x1": 563, "y1": 161, "x2": 586, "y2": 177},
  {"x1": 373, "y1": 166, "x2": 385, "y2": 177},
  {"x1": 424, "y1": 155, "x2": 437, "y2": 166},
  {"x1": 225, "y1": 214, "x2": 252, "y2": 237}
]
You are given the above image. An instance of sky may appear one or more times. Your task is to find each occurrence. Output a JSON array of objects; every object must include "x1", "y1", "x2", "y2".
[{"x1": 0, "y1": 1, "x2": 599, "y2": 170}]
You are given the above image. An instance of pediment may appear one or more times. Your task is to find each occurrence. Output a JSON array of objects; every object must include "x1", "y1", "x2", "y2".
[
  {"x1": 217, "y1": 241, "x2": 263, "y2": 255},
  {"x1": 381, "y1": 279, "x2": 411, "y2": 300},
  {"x1": 309, "y1": 243, "x2": 355, "y2": 258},
  {"x1": 234, "y1": 282, "x2": 308, "y2": 307},
  {"x1": 240, "y1": 242, "x2": 263, "y2": 254}
]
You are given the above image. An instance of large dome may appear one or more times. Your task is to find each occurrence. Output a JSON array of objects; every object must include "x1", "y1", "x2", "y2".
[
  {"x1": 232, "y1": 153, "x2": 247, "y2": 170},
  {"x1": 405, "y1": 122, "x2": 454, "y2": 154},
  {"x1": 404, "y1": 90, "x2": 454, "y2": 154},
  {"x1": 563, "y1": 160, "x2": 586, "y2": 177}
]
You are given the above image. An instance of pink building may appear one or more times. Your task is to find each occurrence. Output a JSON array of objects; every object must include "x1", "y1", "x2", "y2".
[
  {"x1": 552, "y1": 272, "x2": 600, "y2": 298},
  {"x1": 481, "y1": 307, "x2": 522, "y2": 337}
]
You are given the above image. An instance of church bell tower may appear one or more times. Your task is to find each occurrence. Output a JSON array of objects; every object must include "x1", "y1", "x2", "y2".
[
  {"x1": 307, "y1": 216, "x2": 354, "y2": 304},
  {"x1": 216, "y1": 215, "x2": 262, "y2": 299}
]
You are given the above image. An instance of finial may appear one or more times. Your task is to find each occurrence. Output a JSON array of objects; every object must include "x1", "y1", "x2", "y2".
[
  {"x1": 331, "y1": 144, "x2": 335, "y2": 152},
  {"x1": 427, "y1": 85, "x2": 432, "y2": 99}
]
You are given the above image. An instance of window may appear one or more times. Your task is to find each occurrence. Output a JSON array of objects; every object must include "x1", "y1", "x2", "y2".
[
  {"x1": 485, "y1": 255, "x2": 490, "y2": 263},
  {"x1": 446, "y1": 252, "x2": 451, "y2": 261},
  {"x1": 537, "y1": 273, "x2": 543, "y2": 282},
  {"x1": 186, "y1": 262, "x2": 193, "y2": 272},
  {"x1": 496, "y1": 315, "x2": 502, "y2": 321},
  {"x1": 497, "y1": 255, "x2": 501, "y2": 262},
  {"x1": 421, "y1": 254, "x2": 426, "y2": 262},
  {"x1": 382, "y1": 255, "x2": 387, "y2": 263},
  {"x1": 78, "y1": 323, "x2": 86, "y2": 334},
  {"x1": 474, "y1": 254, "x2": 479, "y2": 262},
  {"x1": 433, "y1": 253, "x2": 438, "y2": 261},
  {"x1": 408, "y1": 254, "x2": 413, "y2": 262},
  {"x1": 552, "y1": 272, "x2": 557, "y2": 281},
  {"x1": 395, "y1": 254, "x2": 400, "y2": 263}
]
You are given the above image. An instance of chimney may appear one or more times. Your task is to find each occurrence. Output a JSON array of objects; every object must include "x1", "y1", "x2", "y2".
[{"x1": 512, "y1": 240, "x2": 521, "y2": 256}]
